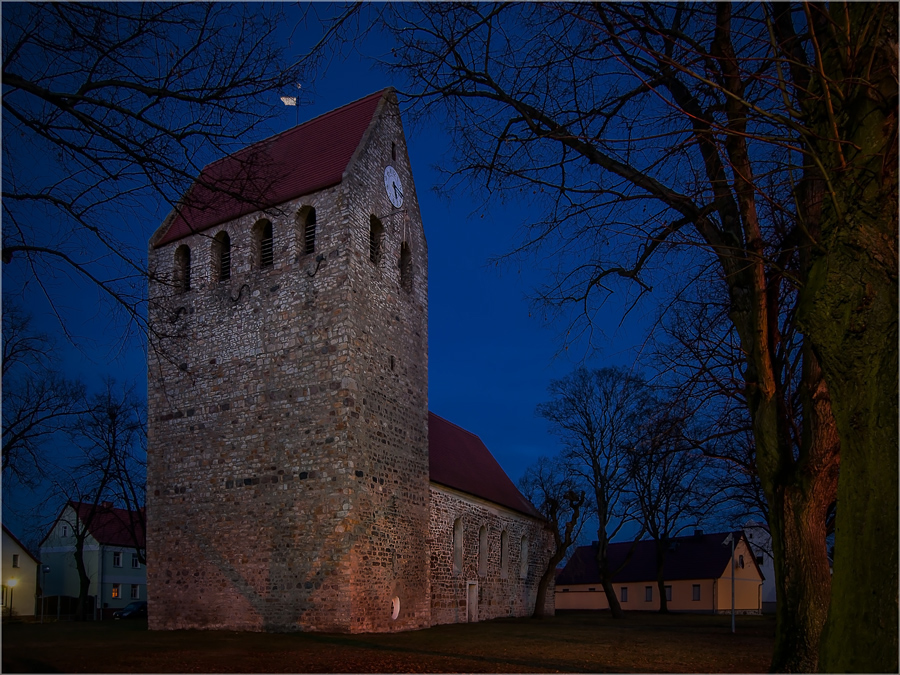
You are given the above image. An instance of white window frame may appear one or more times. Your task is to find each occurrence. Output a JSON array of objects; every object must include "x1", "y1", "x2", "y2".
[
  {"x1": 131, "y1": 553, "x2": 140, "y2": 569},
  {"x1": 111, "y1": 583, "x2": 120, "y2": 599},
  {"x1": 113, "y1": 551, "x2": 122, "y2": 568},
  {"x1": 131, "y1": 585, "x2": 139, "y2": 600}
]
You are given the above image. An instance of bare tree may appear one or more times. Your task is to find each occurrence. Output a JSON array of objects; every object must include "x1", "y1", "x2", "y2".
[
  {"x1": 626, "y1": 401, "x2": 712, "y2": 613},
  {"x1": 519, "y1": 455, "x2": 586, "y2": 619},
  {"x1": 536, "y1": 367, "x2": 649, "y2": 619},
  {"x1": 2, "y1": 3, "x2": 300, "y2": 348},
  {"x1": 2, "y1": 303, "x2": 85, "y2": 487},
  {"x1": 50, "y1": 379, "x2": 146, "y2": 619},
  {"x1": 298, "y1": 3, "x2": 894, "y2": 668}
]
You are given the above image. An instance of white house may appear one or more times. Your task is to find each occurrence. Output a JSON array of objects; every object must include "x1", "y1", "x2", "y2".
[
  {"x1": 40, "y1": 501, "x2": 146, "y2": 620},
  {"x1": 2, "y1": 525, "x2": 40, "y2": 618}
]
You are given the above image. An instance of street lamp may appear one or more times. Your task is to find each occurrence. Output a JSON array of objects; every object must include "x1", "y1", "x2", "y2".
[
  {"x1": 41, "y1": 565, "x2": 50, "y2": 623},
  {"x1": 7, "y1": 578, "x2": 18, "y2": 619},
  {"x1": 722, "y1": 533, "x2": 735, "y2": 633}
]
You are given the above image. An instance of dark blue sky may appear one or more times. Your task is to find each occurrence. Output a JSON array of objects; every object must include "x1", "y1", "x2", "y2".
[{"x1": 2, "y1": 9, "x2": 653, "y2": 542}]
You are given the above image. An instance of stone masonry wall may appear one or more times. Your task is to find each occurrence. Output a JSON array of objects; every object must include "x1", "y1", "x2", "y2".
[
  {"x1": 429, "y1": 484, "x2": 555, "y2": 625},
  {"x1": 146, "y1": 91, "x2": 430, "y2": 633}
]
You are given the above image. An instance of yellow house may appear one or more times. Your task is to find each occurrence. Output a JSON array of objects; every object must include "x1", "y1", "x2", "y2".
[{"x1": 556, "y1": 530, "x2": 763, "y2": 613}]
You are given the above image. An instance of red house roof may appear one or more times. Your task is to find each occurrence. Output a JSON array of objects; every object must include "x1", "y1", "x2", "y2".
[
  {"x1": 155, "y1": 89, "x2": 389, "y2": 247},
  {"x1": 557, "y1": 531, "x2": 764, "y2": 585},
  {"x1": 428, "y1": 412, "x2": 542, "y2": 519},
  {"x1": 66, "y1": 501, "x2": 145, "y2": 549}
]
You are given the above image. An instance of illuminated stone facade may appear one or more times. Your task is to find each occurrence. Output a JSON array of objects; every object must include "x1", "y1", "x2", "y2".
[{"x1": 146, "y1": 90, "x2": 551, "y2": 633}]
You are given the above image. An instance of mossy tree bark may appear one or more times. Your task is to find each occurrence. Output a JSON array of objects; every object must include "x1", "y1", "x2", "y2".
[{"x1": 799, "y1": 7, "x2": 899, "y2": 670}]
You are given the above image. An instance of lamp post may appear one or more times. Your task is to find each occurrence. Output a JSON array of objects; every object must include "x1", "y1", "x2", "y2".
[
  {"x1": 41, "y1": 565, "x2": 49, "y2": 623},
  {"x1": 722, "y1": 533, "x2": 735, "y2": 633},
  {"x1": 7, "y1": 578, "x2": 18, "y2": 619}
]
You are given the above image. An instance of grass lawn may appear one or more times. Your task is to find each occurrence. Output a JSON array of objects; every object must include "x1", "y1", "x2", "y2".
[{"x1": 2, "y1": 611, "x2": 774, "y2": 673}]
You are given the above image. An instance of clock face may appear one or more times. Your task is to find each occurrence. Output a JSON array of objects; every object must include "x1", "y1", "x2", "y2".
[{"x1": 384, "y1": 165, "x2": 404, "y2": 208}]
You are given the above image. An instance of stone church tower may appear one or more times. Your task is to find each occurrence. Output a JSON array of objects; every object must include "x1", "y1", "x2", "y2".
[{"x1": 146, "y1": 89, "x2": 431, "y2": 632}]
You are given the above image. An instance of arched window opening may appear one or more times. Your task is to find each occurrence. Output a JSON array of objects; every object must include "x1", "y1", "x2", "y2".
[
  {"x1": 519, "y1": 536, "x2": 529, "y2": 579},
  {"x1": 174, "y1": 245, "x2": 191, "y2": 294},
  {"x1": 478, "y1": 526, "x2": 488, "y2": 577},
  {"x1": 391, "y1": 142, "x2": 397, "y2": 161},
  {"x1": 399, "y1": 241, "x2": 412, "y2": 293},
  {"x1": 253, "y1": 219, "x2": 274, "y2": 269},
  {"x1": 296, "y1": 206, "x2": 316, "y2": 256},
  {"x1": 453, "y1": 518, "x2": 463, "y2": 575},
  {"x1": 212, "y1": 231, "x2": 231, "y2": 282},
  {"x1": 370, "y1": 215, "x2": 384, "y2": 265},
  {"x1": 500, "y1": 530, "x2": 509, "y2": 578}
]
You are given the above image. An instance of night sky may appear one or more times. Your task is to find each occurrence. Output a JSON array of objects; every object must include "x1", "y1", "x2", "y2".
[{"x1": 2, "y1": 10, "x2": 652, "y2": 543}]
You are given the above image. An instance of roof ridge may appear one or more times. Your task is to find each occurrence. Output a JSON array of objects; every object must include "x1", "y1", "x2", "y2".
[
  {"x1": 200, "y1": 89, "x2": 390, "y2": 174},
  {"x1": 428, "y1": 410, "x2": 484, "y2": 442}
]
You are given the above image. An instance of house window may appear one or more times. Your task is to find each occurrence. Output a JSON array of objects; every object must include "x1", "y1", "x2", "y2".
[
  {"x1": 562, "y1": 588, "x2": 570, "y2": 593},
  {"x1": 113, "y1": 551, "x2": 122, "y2": 567},
  {"x1": 213, "y1": 231, "x2": 231, "y2": 281},
  {"x1": 620, "y1": 586, "x2": 628, "y2": 602},
  {"x1": 665, "y1": 585, "x2": 672, "y2": 602},
  {"x1": 452, "y1": 518, "x2": 463, "y2": 575},
  {"x1": 11, "y1": 555, "x2": 19, "y2": 568},
  {"x1": 399, "y1": 242, "x2": 412, "y2": 293},
  {"x1": 132, "y1": 554, "x2": 140, "y2": 569},
  {"x1": 62, "y1": 525, "x2": 68, "y2": 537},
  {"x1": 174, "y1": 245, "x2": 191, "y2": 293},
  {"x1": 369, "y1": 215, "x2": 384, "y2": 265},
  {"x1": 111, "y1": 584, "x2": 120, "y2": 599},
  {"x1": 131, "y1": 585, "x2": 139, "y2": 600},
  {"x1": 478, "y1": 525, "x2": 488, "y2": 577},
  {"x1": 253, "y1": 219, "x2": 274, "y2": 269},
  {"x1": 588, "y1": 588, "x2": 596, "y2": 592},
  {"x1": 297, "y1": 206, "x2": 316, "y2": 255},
  {"x1": 645, "y1": 586, "x2": 652, "y2": 602},
  {"x1": 692, "y1": 584, "x2": 701, "y2": 601},
  {"x1": 519, "y1": 537, "x2": 529, "y2": 579},
  {"x1": 500, "y1": 530, "x2": 509, "y2": 578}
]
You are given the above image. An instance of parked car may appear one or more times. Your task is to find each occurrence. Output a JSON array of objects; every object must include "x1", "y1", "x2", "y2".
[{"x1": 113, "y1": 601, "x2": 147, "y2": 620}]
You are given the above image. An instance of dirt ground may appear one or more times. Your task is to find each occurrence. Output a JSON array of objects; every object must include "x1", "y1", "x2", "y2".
[{"x1": 2, "y1": 611, "x2": 775, "y2": 673}]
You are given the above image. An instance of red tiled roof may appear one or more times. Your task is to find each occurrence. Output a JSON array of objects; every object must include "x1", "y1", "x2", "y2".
[
  {"x1": 155, "y1": 89, "x2": 389, "y2": 247},
  {"x1": 70, "y1": 501, "x2": 146, "y2": 548},
  {"x1": 428, "y1": 412, "x2": 543, "y2": 519},
  {"x1": 557, "y1": 531, "x2": 764, "y2": 585}
]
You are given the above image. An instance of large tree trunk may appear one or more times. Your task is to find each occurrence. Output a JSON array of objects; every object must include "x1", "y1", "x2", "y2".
[
  {"x1": 595, "y1": 534, "x2": 624, "y2": 618},
  {"x1": 732, "y1": 272, "x2": 839, "y2": 672},
  {"x1": 655, "y1": 544, "x2": 669, "y2": 614},
  {"x1": 73, "y1": 537, "x2": 92, "y2": 621},
  {"x1": 802, "y1": 197, "x2": 898, "y2": 673},
  {"x1": 800, "y1": 6, "x2": 899, "y2": 671}
]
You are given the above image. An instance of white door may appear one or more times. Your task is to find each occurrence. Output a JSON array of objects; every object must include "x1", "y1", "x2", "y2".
[{"x1": 466, "y1": 582, "x2": 478, "y2": 622}]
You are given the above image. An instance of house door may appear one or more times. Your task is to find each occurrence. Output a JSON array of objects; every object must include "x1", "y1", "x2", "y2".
[{"x1": 466, "y1": 582, "x2": 478, "y2": 623}]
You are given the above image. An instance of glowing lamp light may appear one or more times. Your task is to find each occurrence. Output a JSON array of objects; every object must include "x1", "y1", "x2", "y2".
[{"x1": 7, "y1": 579, "x2": 17, "y2": 588}]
